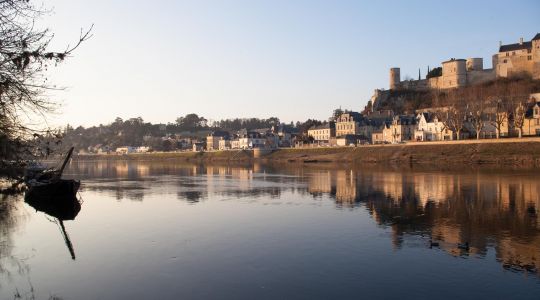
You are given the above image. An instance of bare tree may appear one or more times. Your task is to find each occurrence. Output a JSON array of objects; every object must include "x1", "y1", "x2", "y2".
[
  {"x1": 444, "y1": 89, "x2": 468, "y2": 140},
  {"x1": 468, "y1": 86, "x2": 487, "y2": 140},
  {"x1": 0, "y1": 0, "x2": 92, "y2": 161},
  {"x1": 489, "y1": 97, "x2": 510, "y2": 139},
  {"x1": 507, "y1": 80, "x2": 533, "y2": 138},
  {"x1": 512, "y1": 102, "x2": 526, "y2": 138}
]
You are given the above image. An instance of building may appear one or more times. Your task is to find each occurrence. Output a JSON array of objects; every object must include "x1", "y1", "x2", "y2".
[
  {"x1": 385, "y1": 115, "x2": 416, "y2": 143},
  {"x1": 115, "y1": 146, "x2": 136, "y2": 154},
  {"x1": 390, "y1": 57, "x2": 495, "y2": 91},
  {"x1": 192, "y1": 142, "x2": 204, "y2": 152},
  {"x1": 206, "y1": 131, "x2": 229, "y2": 151},
  {"x1": 218, "y1": 139, "x2": 231, "y2": 150},
  {"x1": 523, "y1": 98, "x2": 540, "y2": 136},
  {"x1": 334, "y1": 134, "x2": 363, "y2": 146},
  {"x1": 307, "y1": 123, "x2": 335, "y2": 142},
  {"x1": 335, "y1": 112, "x2": 363, "y2": 137},
  {"x1": 136, "y1": 146, "x2": 150, "y2": 153},
  {"x1": 495, "y1": 34, "x2": 540, "y2": 79},
  {"x1": 385, "y1": 33, "x2": 540, "y2": 95},
  {"x1": 414, "y1": 113, "x2": 453, "y2": 141},
  {"x1": 238, "y1": 131, "x2": 267, "y2": 149},
  {"x1": 371, "y1": 127, "x2": 385, "y2": 144}
]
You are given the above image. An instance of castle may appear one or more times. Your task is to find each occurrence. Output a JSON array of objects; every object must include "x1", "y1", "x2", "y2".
[
  {"x1": 367, "y1": 33, "x2": 540, "y2": 112},
  {"x1": 388, "y1": 33, "x2": 540, "y2": 91}
]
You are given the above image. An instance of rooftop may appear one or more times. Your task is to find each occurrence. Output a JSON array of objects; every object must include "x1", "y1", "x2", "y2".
[{"x1": 499, "y1": 33, "x2": 539, "y2": 52}]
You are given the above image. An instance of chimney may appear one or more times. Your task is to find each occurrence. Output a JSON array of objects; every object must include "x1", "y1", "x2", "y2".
[
  {"x1": 499, "y1": 41, "x2": 502, "y2": 47},
  {"x1": 520, "y1": 37, "x2": 523, "y2": 45}
]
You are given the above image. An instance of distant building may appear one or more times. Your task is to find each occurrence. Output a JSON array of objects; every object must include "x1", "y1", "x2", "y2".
[
  {"x1": 335, "y1": 112, "x2": 363, "y2": 137},
  {"x1": 523, "y1": 94, "x2": 540, "y2": 136},
  {"x1": 218, "y1": 139, "x2": 231, "y2": 150},
  {"x1": 192, "y1": 142, "x2": 204, "y2": 152},
  {"x1": 136, "y1": 146, "x2": 150, "y2": 153},
  {"x1": 414, "y1": 113, "x2": 452, "y2": 141},
  {"x1": 387, "y1": 115, "x2": 416, "y2": 143},
  {"x1": 307, "y1": 122, "x2": 335, "y2": 142},
  {"x1": 206, "y1": 130, "x2": 229, "y2": 151},
  {"x1": 371, "y1": 126, "x2": 386, "y2": 144},
  {"x1": 495, "y1": 34, "x2": 540, "y2": 79},
  {"x1": 115, "y1": 146, "x2": 136, "y2": 154},
  {"x1": 384, "y1": 33, "x2": 540, "y2": 94}
]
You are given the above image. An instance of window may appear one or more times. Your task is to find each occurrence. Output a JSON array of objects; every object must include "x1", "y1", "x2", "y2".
[
  {"x1": 528, "y1": 48, "x2": 532, "y2": 53},
  {"x1": 512, "y1": 51, "x2": 515, "y2": 56},
  {"x1": 506, "y1": 52, "x2": 509, "y2": 57},
  {"x1": 503, "y1": 59, "x2": 507, "y2": 63},
  {"x1": 528, "y1": 56, "x2": 532, "y2": 61}
]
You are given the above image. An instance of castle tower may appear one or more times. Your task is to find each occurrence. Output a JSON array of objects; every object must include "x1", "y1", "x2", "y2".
[
  {"x1": 466, "y1": 58, "x2": 483, "y2": 71},
  {"x1": 389, "y1": 68, "x2": 400, "y2": 90},
  {"x1": 442, "y1": 59, "x2": 467, "y2": 88}
]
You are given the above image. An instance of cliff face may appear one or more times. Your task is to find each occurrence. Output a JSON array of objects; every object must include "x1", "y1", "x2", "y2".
[{"x1": 370, "y1": 89, "x2": 432, "y2": 114}]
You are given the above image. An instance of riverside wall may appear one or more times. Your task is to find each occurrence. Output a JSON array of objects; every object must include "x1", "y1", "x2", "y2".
[{"x1": 73, "y1": 138, "x2": 540, "y2": 167}]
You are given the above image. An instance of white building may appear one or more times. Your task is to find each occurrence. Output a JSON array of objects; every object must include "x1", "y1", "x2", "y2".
[
  {"x1": 414, "y1": 113, "x2": 452, "y2": 141},
  {"x1": 115, "y1": 146, "x2": 137, "y2": 154}
]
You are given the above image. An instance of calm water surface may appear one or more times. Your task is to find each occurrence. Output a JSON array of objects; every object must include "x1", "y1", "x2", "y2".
[{"x1": 1, "y1": 161, "x2": 540, "y2": 299}]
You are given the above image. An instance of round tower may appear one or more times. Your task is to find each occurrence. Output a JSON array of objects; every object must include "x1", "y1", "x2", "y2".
[
  {"x1": 466, "y1": 58, "x2": 483, "y2": 71},
  {"x1": 389, "y1": 68, "x2": 400, "y2": 90}
]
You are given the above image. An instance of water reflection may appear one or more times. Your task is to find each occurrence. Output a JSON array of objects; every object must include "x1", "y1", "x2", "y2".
[
  {"x1": 0, "y1": 194, "x2": 31, "y2": 295},
  {"x1": 306, "y1": 168, "x2": 540, "y2": 275},
  {"x1": 67, "y1": 161, "x2": 540, "y2": 276},
  {"x1": 25, "y1": 191, "x2": 81, "y2": 260}
]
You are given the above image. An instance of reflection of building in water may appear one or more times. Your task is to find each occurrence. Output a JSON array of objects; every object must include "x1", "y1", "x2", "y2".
[
  {"x1": 335, "y1": 170, "x2": 357, "y2": 205},
  {"x1": 379, "y1": 172, "x2": 404, "y2": 202},
  {"x1": 497, "y1": 236, "x2": 540, "y2": 273},
  {"x1": 413, "y1": 173, "x2": 456, "y2": 206},
  {"x1": 113, "y1": 162, "x2": 150, "y2": 178},
  {"x1": 308, "y1": 171, "x2": 332, "y2": 194},
  {"x1": 498, "y1": 178, "x2": 540, "y2": 224},
  {"x1": 307, "y1": 170, "x2": 358, "y2": 205},
  {"x1": 304, "y1": 168, "x2": 540, "y2": 275}
]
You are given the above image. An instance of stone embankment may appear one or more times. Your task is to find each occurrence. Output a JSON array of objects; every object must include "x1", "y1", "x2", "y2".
[{"x1": 74, "y1": 137, "x2": 540, "y2": 167}]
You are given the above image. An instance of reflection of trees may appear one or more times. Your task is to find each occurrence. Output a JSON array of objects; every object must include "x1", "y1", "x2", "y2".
[
  {"x1": 0, "y1": 195, "x2": 30, "y2": 292},
  {"x1": 177, "y1": 191, "x2": 205, "y2": 203},
  {"x1": 83, "y1": 184, "x2": 147, "y2": 201}
]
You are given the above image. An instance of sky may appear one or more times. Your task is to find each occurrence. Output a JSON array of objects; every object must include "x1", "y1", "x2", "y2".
[{"x1": 40, "y1": 0, "x2": 540, "y2": 127}]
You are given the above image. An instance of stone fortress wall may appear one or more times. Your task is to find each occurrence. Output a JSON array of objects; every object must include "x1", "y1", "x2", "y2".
[
  {"x1": 370, "y1": 34, "x2": 540, "y2": 111},
  {"x1": 388, "y1": 33, "x2": 540, "y2": 92}
]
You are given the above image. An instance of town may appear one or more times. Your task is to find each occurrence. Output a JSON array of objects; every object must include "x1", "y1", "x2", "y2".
[{"x1": 67, "y1": 33, "x2": 540, "y2": 155}]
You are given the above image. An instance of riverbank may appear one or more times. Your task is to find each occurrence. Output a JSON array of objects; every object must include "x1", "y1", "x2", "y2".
[{"x1": 73, "y1": 138, "x2": 540, "y2": 167}]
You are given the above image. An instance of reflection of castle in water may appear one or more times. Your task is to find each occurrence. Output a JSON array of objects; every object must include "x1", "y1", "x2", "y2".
[
  {"x1": 68, "y1": 161, "x2": 540, "y2": 275},
  {"x1": 306, "y1": 168, "x2": 540, "y2": 275}
]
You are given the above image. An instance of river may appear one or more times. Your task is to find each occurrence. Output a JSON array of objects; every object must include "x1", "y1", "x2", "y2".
[{"x1": 1, "y1": 161, "x2": 539, "y2": 299}]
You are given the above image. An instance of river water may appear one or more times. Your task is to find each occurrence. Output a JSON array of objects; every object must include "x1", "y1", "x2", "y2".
[{"x1": 1, "y1": 161, "x2": 539, "y2": 299}]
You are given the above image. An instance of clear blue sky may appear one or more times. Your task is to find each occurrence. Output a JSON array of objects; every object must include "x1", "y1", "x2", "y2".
[{"x1": 43, "y1": 0, "x2": 540, "y2": 127}]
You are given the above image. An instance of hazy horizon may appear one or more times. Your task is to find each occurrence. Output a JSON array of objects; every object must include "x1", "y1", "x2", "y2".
[{"x1": 42, "y1": 0, "x2": 540, "y2": 127}]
